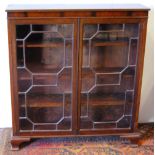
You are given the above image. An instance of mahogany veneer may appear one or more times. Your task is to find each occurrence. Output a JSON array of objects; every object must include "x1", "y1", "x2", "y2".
[{"x1": 6, "y1": 4, "x2": 149, "y2": 150}]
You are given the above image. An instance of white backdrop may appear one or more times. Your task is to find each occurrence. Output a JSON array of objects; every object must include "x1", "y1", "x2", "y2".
[{"x1": 0, "y1": 0, "x2": 154, "y2": 128}]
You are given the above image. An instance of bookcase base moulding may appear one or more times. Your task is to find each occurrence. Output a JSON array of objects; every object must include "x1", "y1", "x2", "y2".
[{"x1": 6, "y1": 4, "x2": 149, "y2": 150}]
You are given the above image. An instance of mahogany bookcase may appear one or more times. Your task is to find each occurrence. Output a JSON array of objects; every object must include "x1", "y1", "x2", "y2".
[{"x1": 6, "y1": 4, "x2": 149, "y2": 150}]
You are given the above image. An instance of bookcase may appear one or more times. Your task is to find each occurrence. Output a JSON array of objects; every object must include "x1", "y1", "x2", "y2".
[{"x1": 6, "y1": 4, "x2": 149, "y2": 150}]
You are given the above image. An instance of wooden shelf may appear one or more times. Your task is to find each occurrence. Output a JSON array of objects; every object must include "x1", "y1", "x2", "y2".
[
  {"x1": 93, "y1": 41, "x2": 128, "y2": 47},
  {"x1": 17, "y1": 40, "x2": 128, "y2": 48},
  {"x1": 83, "y1": 67, "x2": 125, "y2": 73},
  {"x1": 22, "y1": 101, "x2": 63, "y2": 108},
  {"x1": 22, "y1": 94, "x2": 124, "y2": 108},
  {"x1": 90, "y1": 98, "x2": 124, "y2": 106},
  {"x1": 25, "y1": 63, "x2": 66, "y2": 73},
  {"x1": 18, "y1": 77, "x2": 31, "y2": 81},
  {"x1": 17, "y1": 42, "x2": 63, "y2": 48},
  {"x1": 17, "y1": 67, "x2": 133, "y2": 81},
  {"x1": 27, "y1": 101, "x2": 62, "y2": 108},
  {"x1": 24, "y1": 95, "x2": 63, "y2": 108},
  {"x1": 82, "y1": 67, "x2": 135, "y2": 76},
  {"x1": 82, "y1": 94, "x2": 125, "y2": 106}
]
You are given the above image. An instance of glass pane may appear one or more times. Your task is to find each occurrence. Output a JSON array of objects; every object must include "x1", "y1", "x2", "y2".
[
  {"x1": 27, "y1": 87, "x2": 63, "y2": 123},
  {"x1": 33, "y1": 74, "x2": 57, "y2": 85},
  {"x1": 16, "y1": 25, "x2": 30, "y2": 39},
  {"x1": 16, "y1": 24, "x2": 73, "y2": 131},
  {"x1": 17, "y1": 68, "x2": 32, "y2": 92},
  {"x1": 58, "y1": 24, "x2": 73, "y2": 38},
  {"x1": 65, "y1": 40, "x2": 73, "y2": 67},
  {"x1": 83, "y1": 24, "x2": 98, "y2": 38},
  {"x1": 17, "y1": 41, "x2": 24, "y2": 67},
  {"x1": 99, "y1": 24, "x2": 124, "y2": 31},
  {"x1": 80, "y1": 23, "x2": 139, "y2": 130},
  {"x1": 83, "y1": 40, "x2": 90, "y2": 67},
  {"x1": 19, "y1": 94, "x2": 26, "y2": 117}
]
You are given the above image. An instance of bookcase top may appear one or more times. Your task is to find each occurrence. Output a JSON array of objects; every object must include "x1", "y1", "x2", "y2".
[{"x1": 6, "y1": 4, "x2": 149, "y2": 12}]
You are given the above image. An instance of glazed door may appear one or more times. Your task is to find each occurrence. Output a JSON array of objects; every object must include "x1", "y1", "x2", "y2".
[
  {"x1": 79, "y1": 19, "x2": 140, "y2": 133},
  {"x1": 15, "y1": 19, "x2": 78, "y2": 133}
]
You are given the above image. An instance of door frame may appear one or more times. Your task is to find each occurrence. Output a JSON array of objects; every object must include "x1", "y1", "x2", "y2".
[
  {"x1": 8, "y1": 18, "x2": 78, "y2": 137},
  {"x1": 77, "y1": 17, "x2": 148, "y2": 135}
]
